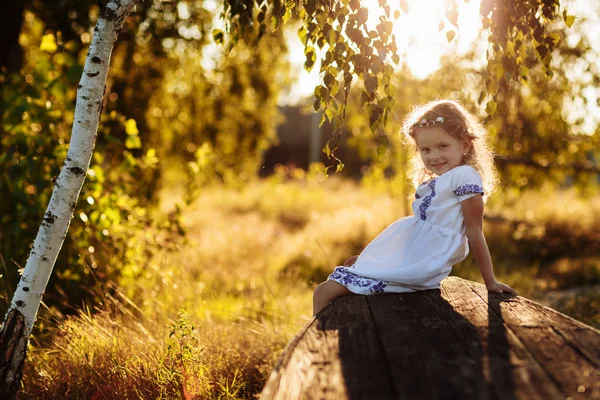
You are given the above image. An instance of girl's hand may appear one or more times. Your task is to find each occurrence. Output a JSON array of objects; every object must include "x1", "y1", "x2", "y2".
[
  {"x1": 486, "y1": 280, "x2": 518, "y2": 295},
  {"x1": 343, "y1": 255, "x2": 359, "y2": 267}
]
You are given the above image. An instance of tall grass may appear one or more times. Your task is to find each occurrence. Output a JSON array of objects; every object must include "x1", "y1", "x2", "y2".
[{"x1": 21, "y1": 172, "x2": 600, "y2": 398}]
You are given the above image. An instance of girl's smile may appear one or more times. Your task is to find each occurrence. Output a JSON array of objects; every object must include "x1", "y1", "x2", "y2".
[{"x1": 414, "y1": 127, "x2": 470, "y2": 175}]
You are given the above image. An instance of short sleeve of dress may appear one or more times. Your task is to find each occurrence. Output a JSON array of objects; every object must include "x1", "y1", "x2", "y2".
[{"x1": 452, "y1": 166, "x2": 484, "y2": 202}]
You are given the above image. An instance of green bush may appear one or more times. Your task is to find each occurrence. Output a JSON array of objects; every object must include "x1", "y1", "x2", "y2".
[{"x1": 0, "y1": 29, "x2": 182, "y2": 317}]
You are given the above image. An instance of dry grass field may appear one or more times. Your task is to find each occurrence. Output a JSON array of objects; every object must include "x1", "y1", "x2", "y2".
[{"x1": 21, "y1": 169, "x2": 600, "y2": 399}]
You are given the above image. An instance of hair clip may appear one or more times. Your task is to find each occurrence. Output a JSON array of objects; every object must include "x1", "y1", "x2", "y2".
[{"x1": 416, "y1": 116, "x2": 445, "y2": 127}]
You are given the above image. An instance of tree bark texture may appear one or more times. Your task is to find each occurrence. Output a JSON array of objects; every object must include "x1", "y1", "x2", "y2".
[{"x1": 0, "y1": 1, "x2": 139, "y2": 397}]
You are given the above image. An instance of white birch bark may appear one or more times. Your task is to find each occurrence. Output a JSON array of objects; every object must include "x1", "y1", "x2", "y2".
[{"x1": 0, "y1": 0, "x2": 139, "y2": 396}]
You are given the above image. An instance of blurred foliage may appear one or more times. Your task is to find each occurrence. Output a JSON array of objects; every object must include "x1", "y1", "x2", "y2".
[
  {"x1": 337, "y1": 10, "x2": 599, "y2": 198},
  {"x1": 0, "y1": 12, "x2": 184, "y2": 314},
  {"x1": 146, "y1": 32, "x2": 291, "y2": 198},
  {"x1": 1, "y1": 0, "x2": 291, "y2": 315},
  {"x1": 217, "y1": 0, "x2": 580, "y2": 171}
]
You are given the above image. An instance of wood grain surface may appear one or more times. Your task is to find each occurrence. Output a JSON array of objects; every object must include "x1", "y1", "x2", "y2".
[{"x1": 261, "y1": 277, "x2": 600, "y2": 400}]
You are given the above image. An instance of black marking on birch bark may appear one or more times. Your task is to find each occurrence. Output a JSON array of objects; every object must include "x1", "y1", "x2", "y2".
[
  {"x1": 91, "y1": 56, "x2": 103, "y2": 64},
  {"x1": 22, "y1": 287, "x2": 29, "y2": 292},
  {"x1": 81, "y1": 95, "x2": 90, "y2": 100},
  {"x1": 77, "y1": 84, "x2": 83, "y2": 89},
  {"x1": 70, "y1": 202, "x2": 76, "y2": 209},
  {"x1": 100, "y1": 5, "x2": 117, "y2": 22},
  {"x1": 15, "y1": 300, "x2": 24, "y2": 308},
  {"x1": 66, "y1": 156, "x2": 72, "y2": 162},
  {"x1": 41, "y1": 257, "x2": 49, "y2": 262},
  {"x1": 86, "y1": 71, "x2": 100, "y2": 77},
  {"x1": 68, "y1": 167, "x2": 85, "y2": 176},
  {"x1": 43, "y1": 212, "x2": 56, "y2": 224}
]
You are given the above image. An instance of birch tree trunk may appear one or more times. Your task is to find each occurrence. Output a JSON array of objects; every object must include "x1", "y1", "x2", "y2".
[{"x1": 0, "y1": 1, "x2": 139, "y2": 397}]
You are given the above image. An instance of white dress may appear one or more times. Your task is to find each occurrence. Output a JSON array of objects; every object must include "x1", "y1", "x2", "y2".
[{"x1": 327, "y1": 165, "x2": 485, "y2": 294}]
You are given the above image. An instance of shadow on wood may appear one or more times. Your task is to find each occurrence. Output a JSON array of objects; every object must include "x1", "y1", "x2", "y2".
[{"x1": 261, "y1": 277, "x2": 600, "y2": 399}]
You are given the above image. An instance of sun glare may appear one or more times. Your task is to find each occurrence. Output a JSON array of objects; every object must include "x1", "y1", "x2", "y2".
[
  {"x1": 283, "y1": 0, "x2": 485, "y2": 103},
  {"x1": 361, "y1": 0, "x2": 484, "y2": 78}
]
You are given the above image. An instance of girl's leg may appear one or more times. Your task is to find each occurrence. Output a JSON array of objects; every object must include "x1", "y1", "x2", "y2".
[{"x1": 312, "y1": 280, "x2": 353, "y2": 316}]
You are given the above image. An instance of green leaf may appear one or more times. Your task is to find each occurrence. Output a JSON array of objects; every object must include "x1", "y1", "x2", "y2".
[
  {"x1": 323, "y1": 141, "x2": 331, "y2": 157},
  {"x1": 357, "y1": 8, "x2": 369, "y2": 24},
  {"x1": 304, "y1": 46, "x2": 316, "y2": 72},
  {"x1": 323, "y1": 73, "x2": 335, "y2": 90},
  {"x1": 385, "y1": 83, "x2": 397, "y2": 97},
  {"x1": 314, "y1": 85, "x2": 328, "y2": 100},
  {"x1": 40, "y1": 34, "x2": 57, "y2": 53},
  {"x1": 364, "y1": 74, "x2": 378, "y2": 95},
  {"x1": 125, "y1": 135, "x2": 142, "y2": 149},
  {"x1": 298, "y1": 26, "x2": 308, "y2": 45},
  {"x1": 565, "y1": 15, "x2": 575, "y2": 28},
  {"x1": 125, "y1": 119, "x2": 139, "y2": 136},
  {"x1": 376, "y1": 144, "x2": 386, "y2": 161},
  {"x1": 212, "y1": 29, "x2": 224, "y2": 44},
  {"x1": 477, "y1": 90, "x2": 486, "y2": 105},
  {"x1": 325, "y1": 106, "x2": 335, "y2": 122},
  {"x1": 326, "y1": 29, "x2": 337, "y2": 46},
  {"x1": 536, "y1": 44, "x2": 549, "y2": 60},
  {"x1": 271, "y1": 15, "x2": 280, "y2": 29},
  {"x1": 485, "y1": 100, "x2": 497, "y2": 116},
  {"x1": 282, "y1": 9, "x2": 292, "y2": 24},
  {"x1": 491, "y1": 63, "x2": 504, "y2": 80}
]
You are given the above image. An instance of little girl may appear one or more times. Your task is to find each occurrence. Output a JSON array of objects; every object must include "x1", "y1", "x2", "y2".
[{"x1": 313, "y1": 99, "x2": 517, "y2": 316}]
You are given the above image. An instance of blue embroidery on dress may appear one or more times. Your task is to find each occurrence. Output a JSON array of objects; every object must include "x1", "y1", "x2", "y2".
[
  {"x1": 453, "y1": 184, "x2": 484, "y2": 196},
  {"x1": 419, "y1": 179, "x2": 437, "y2": 221},
  {"x1": 329, "y1": 268, "x2": 387, "y2": 294}
]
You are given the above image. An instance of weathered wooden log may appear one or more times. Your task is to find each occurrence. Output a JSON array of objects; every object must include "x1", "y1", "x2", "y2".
[{"x1": 261, "y1": 277, "x2": 600, "y2": 400}]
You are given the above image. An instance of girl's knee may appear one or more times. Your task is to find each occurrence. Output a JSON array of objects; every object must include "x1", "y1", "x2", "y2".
[
  {"x1": 313, "y1": 280, "x2": 352, "y2": 316},
  {"x1": 313, "y1": 281, "x2": 328, "y2": 300},
  {"x1": 313, "y1": 280, "x2": 350, "y2": 302}
]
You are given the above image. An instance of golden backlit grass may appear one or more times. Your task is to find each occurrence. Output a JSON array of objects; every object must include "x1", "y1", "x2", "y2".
[{"x1": 21, "y1": 171, "x2": 600, "y2": 398}]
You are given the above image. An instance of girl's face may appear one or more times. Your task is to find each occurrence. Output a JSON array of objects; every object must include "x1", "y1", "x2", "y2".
[{"x1": 414, "y1": 127, "x2": 470, "y2": 176}]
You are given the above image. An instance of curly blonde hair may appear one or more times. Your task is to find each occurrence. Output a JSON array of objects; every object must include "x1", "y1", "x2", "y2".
[{"x1": 401, "y1": 99, "x2": 498, "y2": 199}]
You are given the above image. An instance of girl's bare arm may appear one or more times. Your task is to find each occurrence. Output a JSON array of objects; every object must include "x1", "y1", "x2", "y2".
[{"x1": 460, "y1": 195, "x2": 517, "y2": 295}]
